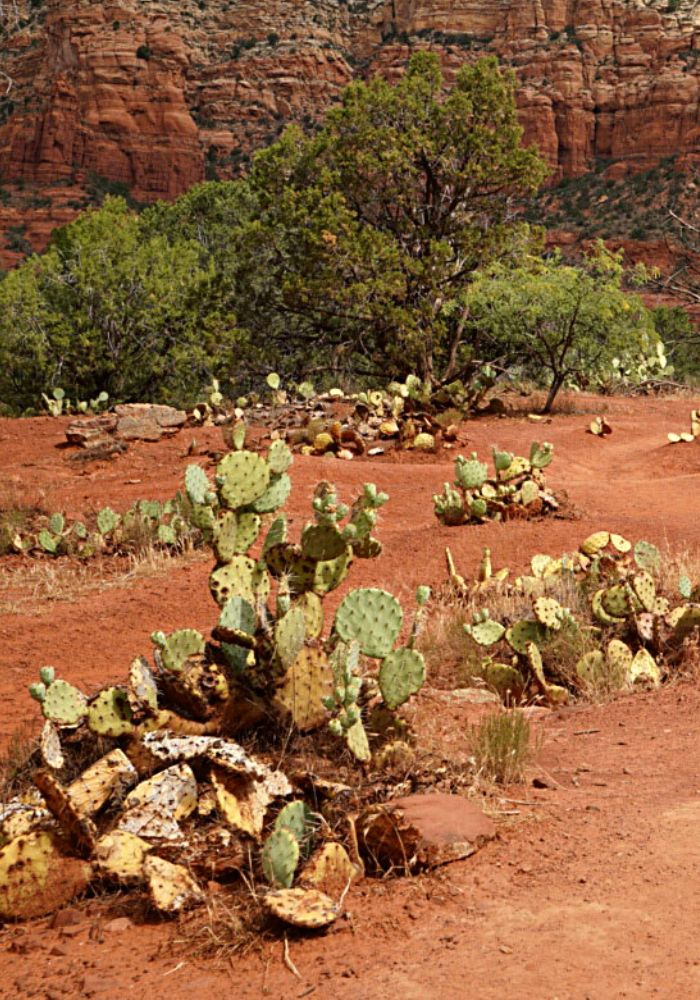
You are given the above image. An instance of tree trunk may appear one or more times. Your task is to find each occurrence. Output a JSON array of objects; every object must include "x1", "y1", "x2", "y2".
[{"x1": 541, "y1": 376, "x2": 563, "y2": 414}]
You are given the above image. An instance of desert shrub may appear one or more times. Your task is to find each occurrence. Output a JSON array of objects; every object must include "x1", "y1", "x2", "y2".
[
  {"x1": 0, "y1": 198, "x2": 242, "y2": 412},
  {"x1": 468, "y1": 244, "x2": 659, "y2": 412},
  {"x1": 469, "y1": 711, "x2": 531, "y2": 784}
]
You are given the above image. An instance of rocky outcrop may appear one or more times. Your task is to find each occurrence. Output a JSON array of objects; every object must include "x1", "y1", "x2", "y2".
[{"x1": 1, "y1": 0, "x2": 699, "y2": 263}]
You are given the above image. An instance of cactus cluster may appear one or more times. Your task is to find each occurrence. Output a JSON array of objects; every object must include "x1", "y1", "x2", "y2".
[
  {"x1": 433, "y1": 442, "x2": 558, "y2": 526},
  {"x1": 449, "y1": 530, "x2": 700, "y2": 704},
  {"x1": 9, "y1": 437, "x2": 432, "y2": 924},
  {"x1": 42, "y1": 388, "x2": 109, "y2": 418},
  {"x1": 9, "y1": 496, "x2": 200, "y2": 559}
]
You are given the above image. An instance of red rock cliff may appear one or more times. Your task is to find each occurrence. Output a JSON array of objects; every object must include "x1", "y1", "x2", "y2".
[{"x1": 0, "y1": 0, "x2": 699, "y2": 263}]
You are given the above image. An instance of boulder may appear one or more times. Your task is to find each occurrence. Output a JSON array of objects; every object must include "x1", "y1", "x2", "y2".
[{"x1": 358, "y1": 792, "x2": 496, "y2": 874}]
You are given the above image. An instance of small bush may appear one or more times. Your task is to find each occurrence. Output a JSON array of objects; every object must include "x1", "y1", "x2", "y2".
[{"x1": 469, "y1": 711, "x2": 532, "y2": 784}]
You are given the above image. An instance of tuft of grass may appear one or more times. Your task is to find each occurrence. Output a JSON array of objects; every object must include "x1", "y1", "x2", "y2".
[
  {"x1": 0, "y1": 725, "x2": 40, "y2": 800},
  {"x1": 468, "y1": 710, "x2": 532, "y2": 785},
  {"x1": 0, "y1": 546, "x2": 208, "y2": 616}
]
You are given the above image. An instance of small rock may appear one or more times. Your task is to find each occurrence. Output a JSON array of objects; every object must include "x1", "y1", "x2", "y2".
[
  {"x1": 50, "y1": 907, "x2": 82, "y2": 929},
  {"x1": 103, "y1": 917, "x2": 132, "y2": 934},
  {"x1": 519, "y1": 706, "x2": 552, "y2": 721},
  {"x1": 446, "y1": 688, "x2": 501, "y2": 706},
  {"x1": 59, "y1": 924, "x2": 84, "y2": 938}
]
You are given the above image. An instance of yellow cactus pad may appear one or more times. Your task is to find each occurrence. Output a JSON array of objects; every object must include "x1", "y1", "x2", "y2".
[{"x1": 264, "y1": 887, "x2": 338, "y2": 928}]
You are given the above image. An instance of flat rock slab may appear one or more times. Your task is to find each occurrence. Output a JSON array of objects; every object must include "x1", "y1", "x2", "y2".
[
  {"x1": 66, "y1": 404, "x2": 187, "y2": 448},
  {"x1": 358, "y1": 792, "x2": 496, "y2": 874}
]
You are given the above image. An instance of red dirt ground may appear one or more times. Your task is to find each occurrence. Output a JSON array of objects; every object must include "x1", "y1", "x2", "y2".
[{"x1": 1, "y1": 392, "x2": 700, "y2": 999}]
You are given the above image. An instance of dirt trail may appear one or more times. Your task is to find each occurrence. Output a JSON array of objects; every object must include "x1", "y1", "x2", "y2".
[{"x1": 1, "y1": 393, "x2": 700, "y2": 999}]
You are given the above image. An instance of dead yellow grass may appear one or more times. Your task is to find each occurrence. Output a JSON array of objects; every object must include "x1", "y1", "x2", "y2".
[{"x1": 0, "y1": 545, "x2": 209, "y2": 616}]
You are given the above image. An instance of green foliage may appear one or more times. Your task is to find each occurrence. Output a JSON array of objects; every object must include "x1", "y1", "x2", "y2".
[
  {"x1": 468, "y1": 244, "x2": 659, "y2": 412},
  {"x1": 0, "y1": 198, "x2": 241, "y2": 412},
  {"x1": 652, "y1": 306, "x2": 700, "y2": 382},
  {"x1": 242, "y1": 52, "x2": 545, "y2": 387}
]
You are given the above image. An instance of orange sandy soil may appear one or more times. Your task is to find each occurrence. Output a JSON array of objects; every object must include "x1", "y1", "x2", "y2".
[{"x1": 1, "y1": 392, "x2": 699, "y2": 999}]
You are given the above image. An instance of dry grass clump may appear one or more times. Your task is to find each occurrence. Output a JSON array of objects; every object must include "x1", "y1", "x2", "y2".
[
  {"x1": 468, "y1": 711, "x2": 532, "y2": 785},
  {"x1": 417, "y1": 573, "x2": 594, "y2": 698},
  {"x1": 0, "y1": 546, "x2": 208, "y2": 616}
]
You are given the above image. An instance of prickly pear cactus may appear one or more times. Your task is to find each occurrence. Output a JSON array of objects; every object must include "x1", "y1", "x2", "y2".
[
  {"x1": 378, "y1": 648, "x2": 426, "y2": 710},
  {"x1": 87, "y1": 688, "x2": 134, "y2": 737},
  {"x1": 333, "y1": 588, "x2": 403, "y2": 658},
  {"x1": 434, "y1": 442, "x2": 557, "y2": 526},
  {"x1": 29, "y1": 673, "x2": 87, "y2": 727},
  {"x1": 262, "y1": 827, "x2": 300, "y2": 888},
  {"x1": 154, "y1": 629, "x2": 206, "y2": 674},
  {"x1": 455, "y1": 454, "x2": 488, "y2": 490}
]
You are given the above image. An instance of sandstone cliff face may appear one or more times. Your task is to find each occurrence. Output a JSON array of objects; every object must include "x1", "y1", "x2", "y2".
[{"x1": 0, "y1": 0, "x2": 699, "y2": 264}]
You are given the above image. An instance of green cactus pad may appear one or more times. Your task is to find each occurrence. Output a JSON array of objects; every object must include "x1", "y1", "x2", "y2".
[
  {"x1": 378, "y1": 647, "x2": 426, "y2": 710},
  {"x1": 482, "y1": 662, "x2": 525, "y2": 702},
  {"x1": 606, "y1": 639, "x2": 633, "y2": 686},
  {"x1": 345, "y1": 718, "x2": 371, "y2": 762},
  {"x1": 222, "y1": 643, "x2": 256, "y2": 674},
  {"x1": 469, "y1": 497, "x2": 488, "y2": 519},
  {"x1": 505, "y1": 619, "x2": 548, "y2": 655},
  {"x1": 268, "y1": 439, "x2": 293, "y2": 475},
  {"x1": 492, "y1": 449, "x2": 513, "y2": 472},
  {"x1": 632, "y1": 572, "x2": 656, "y2": 613},
  {"x1": 531, "y1": 554, "x2": 554, "y2": 579},
  {"x1": 526, "y1": 642, "x2": 567, "y2": 704},
  {"x1": 633, "y1": 540, "x2": 661, "y2": 574},
  {"x1": 219, "y1": 595, "x2": 256, "y2": 639},
  {"x1": 159, "y1": 629, "x2": 206, "y2": 673},
  {"x1": 217, "y1": 451, "x2": 270, "y2": 509},
  {"x1": 610, "y1": 533, "x2": 631, "y2": 553},
  {"x1": 591, "y1": 589, "x2": 625, "y2": 626},
  {"x1": 672, "y1": 606, "x2": 700, "y2": 641},
  {"x1": 214, "y1": 511, "x2": 262, "y2": 562},
  {"x1": 464, "y1": 619, "x2": 506, "y2": 646},
  {"x1": 184, "y1": 465, "x2": 212, "y2": 506},
  {"x1": 311, "y1": 550, "x2": 352, "y2": 596},
  {"x1": 87, "y1": 687, "x2": 134, "y2": 737},
  {"x1": 248, "y1": 474, "x2": 292, "y2": 515},
  {"x1": 575, "y1": 650, "x2": 605, "y2": 686},
  {"x1": 275, "y1": 801, "x2": 314, "y2": 847},
  {"x1": 529, "y1": 441, "x2": 553, "y2": 469},
  {"x1": 533, "y1": 597, "x2": 563, "y2": 631},
  {"x1": 262, "y1": 516, "x2": 288, "y2": 555},
  {"x1": 293, "y1": 592, "x2": 324, "y2": 639},
  {"x1": 39, "y1": 666, "x2": 55, "y2": 686},
  {"x1": 498, "y1": 455, "x2": 530, "y2": 481},
  {"x1": 274, "y1": 647, "x2": 332, "y2": 731},
  {"x1": 262, "y1": 828, "x2": 300, "y2": 888},
  {"x1": 334, "y1": 588, "x2": 403, "y2": 658},
  {"x1": 96, "y1": 507, "x2": 120, "y2": 536},
  {"x1": 48, "y1": 513, "x2": 64, "y2": 535},
  {"x1": 210, "y1": 555, "x2": 261, "y2": 606},
  {"x1": 455, "y1": 455, "x2": 488, "y2": 490},
  {"x1": 301, "y1": 524, "x2": 348, "y2": 562},
  {"x1": 41, "y1": 679, "x2": 88, "y2": 727},
  {"x1": 38, "y1": 530, "x2": 58, "y2": 554},
  {"x1": 580, "y1": 531, "x2": 610, "y2": 556},
  {"x1": 520, "y1": 480, "x2": 540, "y2": 506},
  {"x1": 628, "y1": 648, "x2": 660, "y2": 686},
  {"x1": 275, "y1": 607, "x2": 307, "y2": 670},
  {"x1": 601, "y1": 586, "x2": 630, "y2": 619}
]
